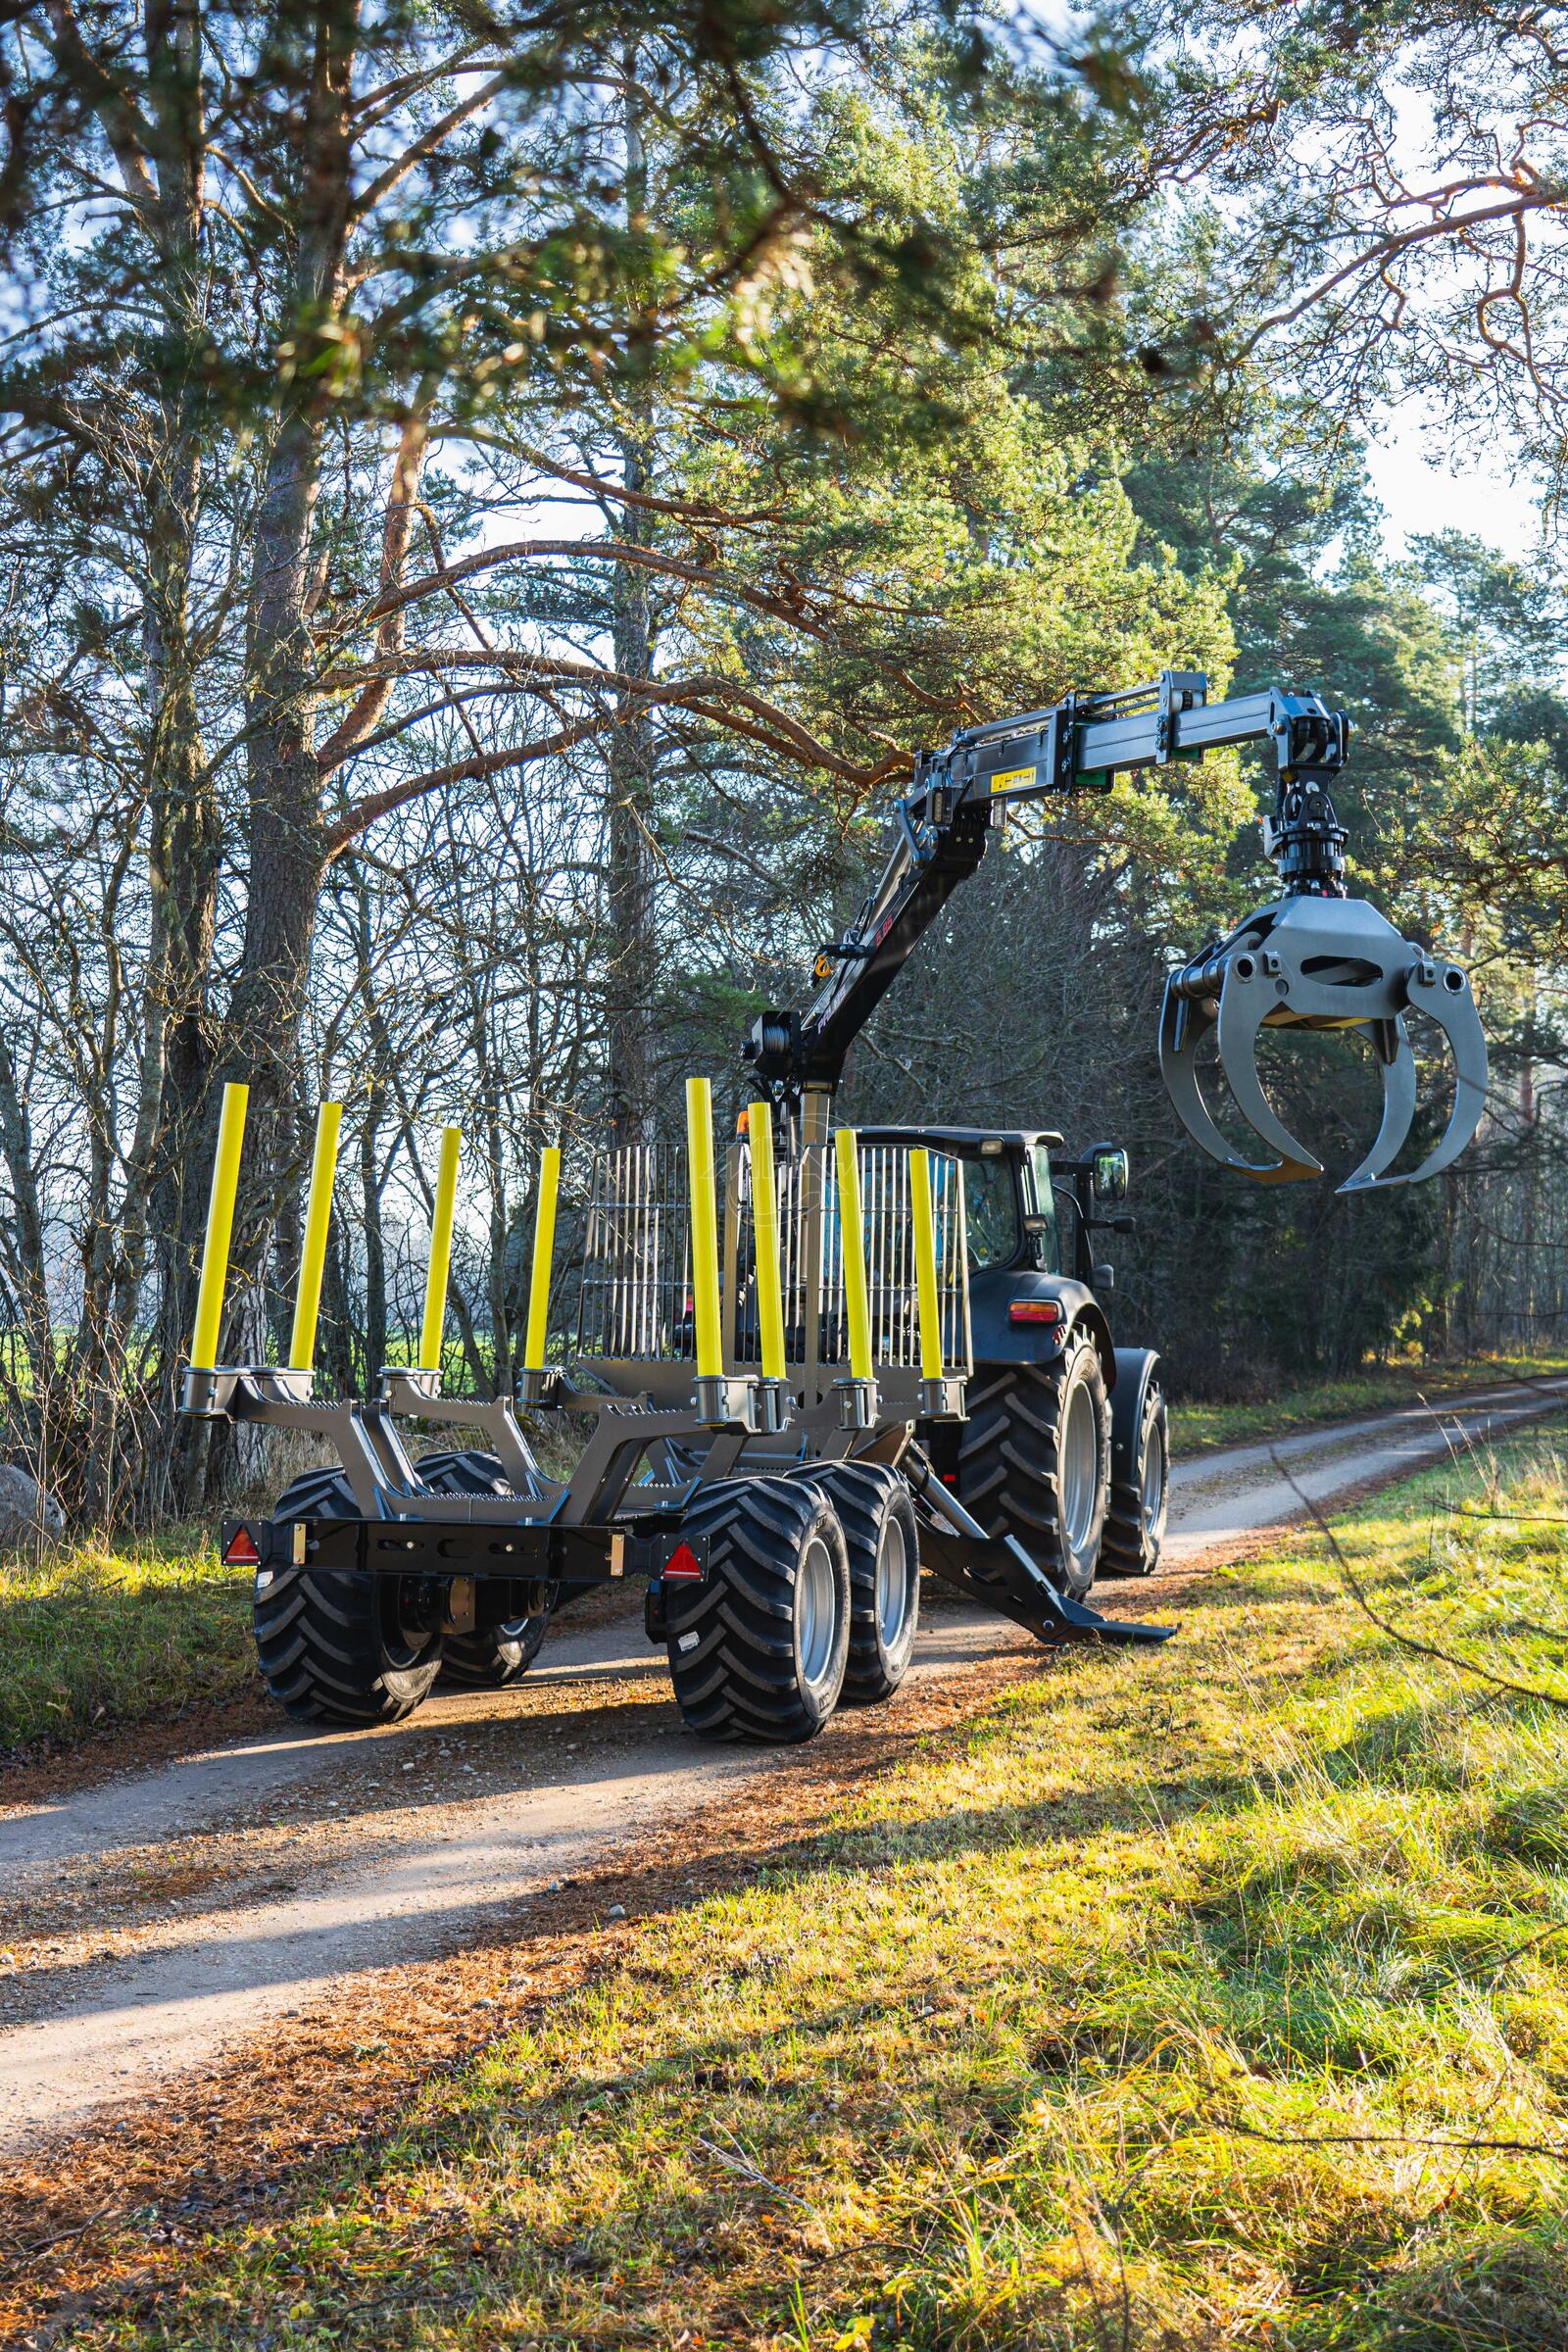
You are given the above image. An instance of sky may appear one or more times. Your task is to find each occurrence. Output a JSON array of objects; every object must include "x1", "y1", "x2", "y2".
[{"x1": 1365, "y1": 411, "x2": 1546, "y2": 564}]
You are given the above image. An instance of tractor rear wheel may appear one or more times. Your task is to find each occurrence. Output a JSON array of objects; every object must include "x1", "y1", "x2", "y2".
[
  {"x1": 783, "y1": 1460, "x2": 919, "y2": 1703},
  {"x1": 1098, "y1": 1381, "x2": 1169, "y2": 1578},
  {"x1": 664, "y1": 1477, "x2": 850, "y2": 1743},
  {"x1": 956, "y1": 1331, "x2": 1110, "y2": 1597},
  {"x1": 255, "y1": 1464, "x2": 443, "y2": 1725},
  {"x1": 416, "y1": 1447, "x2": 553, "y2": 1687}
]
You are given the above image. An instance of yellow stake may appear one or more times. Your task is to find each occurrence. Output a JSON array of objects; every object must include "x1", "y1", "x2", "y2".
[
  {"x1": 834, "y1": 1126, "x2": 873, "y2": 1382},
  {"x1": 190, "y1": 1082, "x2": 249, "y2": 1370},
  {"x1": 909, "y1": 1149, "x2": 944, "y2": 1380},
  {"x1": 686, "y1": 1077, "x2": 722, "y2": 1381},
  {"x1": 748, "y1": 1100, "x2": 787, "y2": 1381},
  {"x1": 419, "y1": 1126, "x2": 463, "y2": 1374},
  {"x1": 523, "y1": 1144, "x2": 562, "y2": 1372},
  {"x1": 288, "y1": 1100, "x2": 343, "y2": 1373}
]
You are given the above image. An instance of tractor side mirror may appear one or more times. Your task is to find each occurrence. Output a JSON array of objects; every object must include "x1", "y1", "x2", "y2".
[{"x1": 1089, "y1": 1144, "x2": 1129, "y2": 1203}]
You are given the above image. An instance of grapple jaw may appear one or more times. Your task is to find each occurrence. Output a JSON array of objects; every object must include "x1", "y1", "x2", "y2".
[{"x1": 1159, "y1": 760, "x2": 1487, "y2": 1193}]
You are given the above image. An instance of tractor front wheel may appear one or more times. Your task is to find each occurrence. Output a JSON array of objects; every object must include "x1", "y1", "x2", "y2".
[
  {"x1": 956, "y1": 1332, "x2": 1110, "y2": 1597},
  {"x1": 254, "y1": 1465, "x2": 444, "y2": 1726},
  {"x1": 1099, "y1": 1381, "x2": 1169, "y2": 1578},
  {"x1": 664, "y1": 1477, "x2": 850, "y2": 1742}
]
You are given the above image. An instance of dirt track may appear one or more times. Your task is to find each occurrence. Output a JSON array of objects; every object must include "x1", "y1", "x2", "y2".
[{"x1": 2, "y1": 1377, "x2": 1562, "y2": 2154}]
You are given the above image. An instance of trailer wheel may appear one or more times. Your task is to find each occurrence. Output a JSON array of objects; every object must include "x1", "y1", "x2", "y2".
[
  {"x1": 956, "y1": 1330, "x2": 1110, "y2": 1597},
  {"x1": 665, "y1": 1477, "x2": 850, "y2": 1743},
  {"x1": 255, "y1": 1464, "x2": 443, "y2": 1726},
  {"x1": 415, "y1": 1447, "x2": 553, "y2": 1687},
  {"x1": 1098, "y1": 1381, "x2": 1169, "y2": 1578},
  {"x1": 782, "y1": 1461, "x2": 919, "y2": 1703}
]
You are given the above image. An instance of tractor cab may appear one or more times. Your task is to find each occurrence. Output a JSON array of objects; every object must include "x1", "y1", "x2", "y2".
[{"x1": 854, "y1": 1124, "x2": 1130, "y2": 1294}]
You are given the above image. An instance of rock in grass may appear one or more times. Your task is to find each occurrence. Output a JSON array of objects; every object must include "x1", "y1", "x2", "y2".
[{"x1": 0, "y1": 1463, "x2": 65, "y2": 1546}]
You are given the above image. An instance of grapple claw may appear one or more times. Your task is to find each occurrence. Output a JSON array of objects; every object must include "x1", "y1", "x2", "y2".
[
  {"x1": 1338, "y1": 1017, "x2": 1417, "y2": 1192},
  {"x1": 1157, "y1": 983, "x2": 1311, "y2": 1178},
  {"x1": 1339, "y1": 962, "x2": 1489, "y2": 1192},
  {"x1": 1162, "y1": 896, "x2": 1488, "y2": 1192}
]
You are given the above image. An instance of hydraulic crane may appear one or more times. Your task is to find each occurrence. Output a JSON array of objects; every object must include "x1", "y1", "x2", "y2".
[{"x1": 743, "y1": 669, "x2": 1488, "y2": 1193}]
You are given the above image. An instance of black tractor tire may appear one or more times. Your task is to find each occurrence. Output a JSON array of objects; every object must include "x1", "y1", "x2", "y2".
[
  {"x1": 781, "y1": 1459, "x2": 919, "y2": 1703},
  {"x1": 254, "y1": 1464, "x2": 443, "y2": 1726},
  {"x1": 416, "y1": 1447, "x2": 552, "y2": 1688},
  {"x1": 1098, "y1": 1381, "x2": 1169, "y2": 1578},
  {"x1": 956, "y1": 1330, "x2": 1111, "y2": 1598},
  {"x1": 664, "y1": 1476, "x2": 850, "y2": 1743}
]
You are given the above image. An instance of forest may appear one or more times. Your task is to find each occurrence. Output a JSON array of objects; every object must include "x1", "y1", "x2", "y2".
[{"x1": 1, "y1": 0, "x2": 1565, "y2": 1525}]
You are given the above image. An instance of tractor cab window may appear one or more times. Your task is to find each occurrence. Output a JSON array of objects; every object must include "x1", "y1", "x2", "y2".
[
  {"x1": 1031, "y1": 1146, "x2": 1061, "y2": 1274},
  {"x1": 961, "y1": 1152, "x2": 1022, "y2": 1270}
]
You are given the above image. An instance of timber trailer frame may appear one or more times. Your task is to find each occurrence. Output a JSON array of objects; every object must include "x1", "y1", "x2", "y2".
[{"x1": 185, "y1": 1082, "x2": 1169, "y2": 1743}]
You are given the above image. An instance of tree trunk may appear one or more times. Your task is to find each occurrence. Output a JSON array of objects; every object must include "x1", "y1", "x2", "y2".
[
  {"x1": 605, "y1": 74, "x2": 660, "y2": 1146},
  {"x1": 213, "y1": 0, "x2": 358, "y2": 1407}
]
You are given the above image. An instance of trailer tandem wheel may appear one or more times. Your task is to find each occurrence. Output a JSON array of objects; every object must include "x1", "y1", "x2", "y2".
[
  {"x1": 415, "y1": 1447, "x2": 553, "y2": 1685},
  {"x1": 1098, "y1": 1380, "x2": 1169, "y2": 1578},
  {"x1": 782, "y1": 1460, "x2": 919, "y2": 1703},
  {"x1": 664, "y1": 1476, "x2": 851, "y2": 1743},
  {"x1": 956, "y1": 1329, "x2": 1110, "y2": 1597},
  {"x1": 255, "y1": 1465, "x2": 444, "y2": 1725}
]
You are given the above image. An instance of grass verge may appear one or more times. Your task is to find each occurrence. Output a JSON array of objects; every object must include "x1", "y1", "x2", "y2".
[
  {"x1": 0, "y1": 1528, "x2": 256, "y2": 1756},
  {"x1": 29, "y1": 1421, "x2": 1568, "y2": 2348},
  {"x1": 1168, "y1": 1348, "x2": 1567, "y2": 1454}
]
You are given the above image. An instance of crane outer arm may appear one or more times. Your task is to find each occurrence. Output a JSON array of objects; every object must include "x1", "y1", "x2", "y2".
[{"x1": 742, "y1": 670, "x2": 1349, "y2": 1114}]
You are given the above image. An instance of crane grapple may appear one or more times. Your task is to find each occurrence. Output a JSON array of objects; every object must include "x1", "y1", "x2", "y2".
[
  {"x1": 1160, "y1": 895, "x2": 1488, "y2": 1192},
  {"x1": 1155, "y1": 701, "x2": 1488, "y2": 1191}
]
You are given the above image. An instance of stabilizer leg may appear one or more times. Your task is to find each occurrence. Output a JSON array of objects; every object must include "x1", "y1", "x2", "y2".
[{"x1": 908, "y1": 1456, "x2": 1174, "y2": 1647}]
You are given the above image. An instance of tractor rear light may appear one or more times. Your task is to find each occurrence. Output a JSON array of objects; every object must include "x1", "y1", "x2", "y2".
[
  {"x1": 223, "y1": 1525, "x2": 262, "y2": 1567},
  {"x1": 1009, "y1": 1299, "x2": 1062, "y2": 1325},
  {"x1": 664, "y1": 1542, "x2": 703, "y2": 1579}
]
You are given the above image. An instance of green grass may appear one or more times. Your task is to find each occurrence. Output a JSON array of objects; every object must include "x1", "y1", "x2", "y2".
[
  {"x1": 1168, "y1": 1350, "x2": 1568, "y2": 1455},
  {"x1": 61, "y1": 1429, "x2": 1568, "y2": 2348},
  {"x1": 0, "y1": 1528, "x2": 255, "y2": 1751}
]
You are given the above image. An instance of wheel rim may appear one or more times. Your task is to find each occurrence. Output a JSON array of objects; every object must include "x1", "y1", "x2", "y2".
[
  {"x1": 797, "y1": 1534, "x2": 838, "y2": 1691},
  {"x1": 1059, "y1": 1383, "x2": 1099, "y2": 1558},
  {"x1": 1142, "y1": 1427, "x2": 1166, "y2": 1537},
  {"x1": 875, "y1": 1516, "x2": 911, "y2": 1648}
]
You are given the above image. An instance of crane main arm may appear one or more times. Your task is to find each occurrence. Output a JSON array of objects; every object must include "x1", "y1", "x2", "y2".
[{"x1": 741, "y1": 668, "x2": 1486, "y2": 1194}]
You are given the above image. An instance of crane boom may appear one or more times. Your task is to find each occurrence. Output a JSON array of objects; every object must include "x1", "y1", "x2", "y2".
[{"x1": 742, "y1": 669, "x2": 1349, "y2": 1115}]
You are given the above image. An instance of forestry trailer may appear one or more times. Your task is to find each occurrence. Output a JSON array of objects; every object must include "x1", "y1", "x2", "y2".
[{"x1": 183, "y1": 670, "x2": 1489, "y2": 1742}]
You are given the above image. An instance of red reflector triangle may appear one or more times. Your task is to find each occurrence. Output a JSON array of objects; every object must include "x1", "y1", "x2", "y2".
[
  {"x1": 664, "y1": 1542, "x2": 702, "y2": 1580},
  {"x1": 223, "y1": 1527, "x2": 262, "y2": 1568}
]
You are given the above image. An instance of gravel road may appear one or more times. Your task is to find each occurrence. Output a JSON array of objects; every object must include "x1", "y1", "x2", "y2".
[{"x1": 2, "y1": 1377, "x2": 1562, "y2": 2152}]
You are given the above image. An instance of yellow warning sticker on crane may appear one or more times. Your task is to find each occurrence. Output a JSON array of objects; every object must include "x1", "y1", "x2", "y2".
[{"x1": 990, "y1": 764, "x2": 1037, "y2": 797}]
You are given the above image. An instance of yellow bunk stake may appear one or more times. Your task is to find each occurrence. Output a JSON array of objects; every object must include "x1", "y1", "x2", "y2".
[
  {"x1": 748, "y1": 1100, "x2": 787, "y2": 1385},
  {"x1": 522, "y1": 1144, "x2": 562, "y2": 1375},
  {"x1": 418, "y1": 1125, "x2": 463, "y2": 1375},
  {"x1": 909, "y1": 1149, "x2": 944, "y2": 1383},
  {"x1": 834, "y1": 1125, "x2": 873, "y2": 1385},
  {"x1": 189, "y1": 1082, "x2": 249, "y2": 1371},
  {"x1": 288, "y1": 1100, "x2": 343, "y2": 1373},
  {"x1": 685, "y1": 1076, "x2": 722, "y2": 1384}
]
